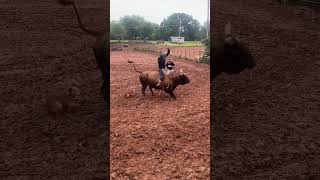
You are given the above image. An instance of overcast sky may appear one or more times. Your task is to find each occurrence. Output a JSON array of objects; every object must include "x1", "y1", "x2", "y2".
[{"x1": 110, "y1": 0, "x2": 209, "y2": 25}]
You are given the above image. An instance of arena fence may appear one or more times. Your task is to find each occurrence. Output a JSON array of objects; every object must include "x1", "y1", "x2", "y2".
[{"x1": 130, "y1": 43, "x2": 206, "y2": 62}]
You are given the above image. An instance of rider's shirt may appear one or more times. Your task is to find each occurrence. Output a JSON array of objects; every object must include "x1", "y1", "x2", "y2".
[{"x1": 166, "y1": 60, "x2": 175, "y2": 70}]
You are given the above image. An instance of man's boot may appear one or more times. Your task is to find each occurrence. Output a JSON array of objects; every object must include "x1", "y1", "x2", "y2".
[{"x1": 156, "y1": 79, "x2": 162, "y2": 87}]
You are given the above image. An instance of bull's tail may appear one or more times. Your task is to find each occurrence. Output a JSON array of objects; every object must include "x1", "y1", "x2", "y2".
[
  {"x1": 57, "y1": 0, "x2": 102, "y2": 37},
  {"x1": 128, "y1": 60, "x2": 142, "y2": 73}
]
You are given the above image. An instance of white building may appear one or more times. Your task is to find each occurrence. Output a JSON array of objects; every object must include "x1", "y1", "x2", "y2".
[{"x1": 170, "y1": 36, "x2": 184, "y2": 43}]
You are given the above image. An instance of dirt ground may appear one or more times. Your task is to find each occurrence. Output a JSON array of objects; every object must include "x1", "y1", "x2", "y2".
[
  {"x1": 0, "y1": 1, "x2": 108, "y2": 179},
  {"x1": 212, "y1": 0, "x2": 320, "y2": 179},
  {"x1": 110, "y1": 51, "x2": 210, "y2": 179}
]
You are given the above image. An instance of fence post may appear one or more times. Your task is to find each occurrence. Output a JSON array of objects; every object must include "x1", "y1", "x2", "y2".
[{"x1": 194, "y1": 50, "x2": 195, "y2": 61}]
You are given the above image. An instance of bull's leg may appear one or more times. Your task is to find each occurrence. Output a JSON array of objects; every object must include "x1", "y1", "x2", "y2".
[
  {"x1": 149, "y1": 86, "x2": 155, "y2": 96},
  {"x1": 168, "y1": 91, "x2": 176, "y2": 100},
  {"x1": 141, "y1": 84, "x2": 147, "y2": 96}
]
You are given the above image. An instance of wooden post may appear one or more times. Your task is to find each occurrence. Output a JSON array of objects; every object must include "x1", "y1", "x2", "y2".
[{"x1": 194, "y1": 50, "x2": 195, "y2": 61}]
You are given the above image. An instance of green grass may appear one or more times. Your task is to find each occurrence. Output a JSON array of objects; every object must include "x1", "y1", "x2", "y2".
[
  {"x1": 159, "y1": 41, "x2": 204, "y2": 47},
  {"x1": 110, "y1": 40, "x2": 205, "y2": 47},
  {"x1": 110, "y1": 40, "x2": 129, "y2": 43}
]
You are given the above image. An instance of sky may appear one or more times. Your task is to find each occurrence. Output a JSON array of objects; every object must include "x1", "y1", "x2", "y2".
[{"x1": 110, "y1": 0, "x2": 209, "y2": 25}]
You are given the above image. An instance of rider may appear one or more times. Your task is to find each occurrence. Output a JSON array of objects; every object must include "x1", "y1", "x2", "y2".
[
  {"x1": 156, "y1": 48, "x2": 170, "y2": 86},
  {"x1": 165, "y1": 58, "x2": 175, "y2": 75}
]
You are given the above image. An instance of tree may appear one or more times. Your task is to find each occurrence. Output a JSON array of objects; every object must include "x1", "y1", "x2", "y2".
[
  {"x1": 112, "y1": 15, "x2": 161, "y2": 40},
  {"x1": 200, "y1": 21, "x2": 208, "y2": 40},
  {"x1": 111, "y1": 13, "x2": 202, "y2": 41},
  {"x1": 159, "y1": 13, "x2": 201, "y2": 41},
  {"x1": 110, "y1": 21, "x2": 125, "y2": 40},
  {"x1": 150, "y1": 23, "x2": 160, "y2": 40},
  {"x1": 139, "y1": 22, "x2": 154, "y2": 40},
  {"x1": 120, "y1": 15, "x2": 146, "y2": 40}
]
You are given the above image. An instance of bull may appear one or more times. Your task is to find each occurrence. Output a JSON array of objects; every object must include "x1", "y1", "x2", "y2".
[
  {"x1": 57, "y1": 0, "x2": 108, "y2": 101},
  {"x1": 212, "y1": 22, "x2": 256, "y2": 81},
  {"x1": 128, "y1": 60, "x2": 190, "y2": 100}
]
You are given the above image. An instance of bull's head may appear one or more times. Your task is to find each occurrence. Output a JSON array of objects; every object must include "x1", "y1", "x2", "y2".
[
  {"x1": 212, "y1": 22, "x2": 256, "y2": 80},
  {"x1": 178, "y1": 69, "x2": 190, "y2": 85}
]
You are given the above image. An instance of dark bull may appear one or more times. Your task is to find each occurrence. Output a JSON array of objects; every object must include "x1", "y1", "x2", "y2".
[{"x1": 211, "y1": 22, "x2": 256, "y2": 81}]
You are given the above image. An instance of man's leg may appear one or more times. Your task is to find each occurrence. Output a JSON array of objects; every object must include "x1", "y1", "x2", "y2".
[{"x1": 156, "y1": 69, "x2": 164, "y2": 86}]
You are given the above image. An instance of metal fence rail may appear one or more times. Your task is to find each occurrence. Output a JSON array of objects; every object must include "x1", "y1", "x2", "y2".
[{"x1": 132, "y1": 44, "x2": 206, "y2": 62}]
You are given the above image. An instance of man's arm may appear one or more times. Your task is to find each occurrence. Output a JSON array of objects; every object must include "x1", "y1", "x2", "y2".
[{"x1": 166, "y1": 48, "x2": 170, "y2": 56}]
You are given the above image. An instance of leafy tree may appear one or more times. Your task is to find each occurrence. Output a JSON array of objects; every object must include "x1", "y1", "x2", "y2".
[
  {"x1": 159, "y1": 13, "x2": 201, "y2": 41},
  {"x1": 110, "y1": 13, "x2": 203, "y2": 41},
  {"x1": 120, "y1": 15, "x2": 145, "y2": 40},
  {"x1": 110, "y1": 20, "x2": 125, "y2": 40},
  {"x1": 151, "y1": 23, "x2": 160, "y2": 40},
  {"x1": 200, "y1": 21, "x2": 208, "y2": 40}
]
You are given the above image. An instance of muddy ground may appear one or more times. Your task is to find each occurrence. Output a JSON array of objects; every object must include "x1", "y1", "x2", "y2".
[
  {"x1": 110, "y1": 51, "x2": 210, "y2": 179},
  {"x1": 212, "y1": 0, "x2": 320, "y2": 179},
  {"x1": 0, "y1": 1, "x2": 108, "y2": 179}
]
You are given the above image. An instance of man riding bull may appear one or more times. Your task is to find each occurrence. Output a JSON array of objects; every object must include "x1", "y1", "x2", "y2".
[{"x1": 156, "y1": 48, "x2": 170, "y2": 87}]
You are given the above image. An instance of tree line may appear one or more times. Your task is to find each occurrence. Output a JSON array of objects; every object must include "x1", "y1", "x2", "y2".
[{"x1": 111, "y1": 13, "x2": 208, "y2": 41}]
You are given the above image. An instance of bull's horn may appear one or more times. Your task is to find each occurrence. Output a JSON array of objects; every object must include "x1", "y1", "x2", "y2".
[
  {"x1": 180, "y1": 69, "x2": 183, "y2": 74},
  {"x1": 225, "y1": 21, "x2": 232, "y2": 36}
]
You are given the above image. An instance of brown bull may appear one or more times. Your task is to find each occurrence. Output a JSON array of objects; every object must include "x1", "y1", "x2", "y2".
[{"x1": 128, "y1": 60, "x2": 190, "y2": 100}]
